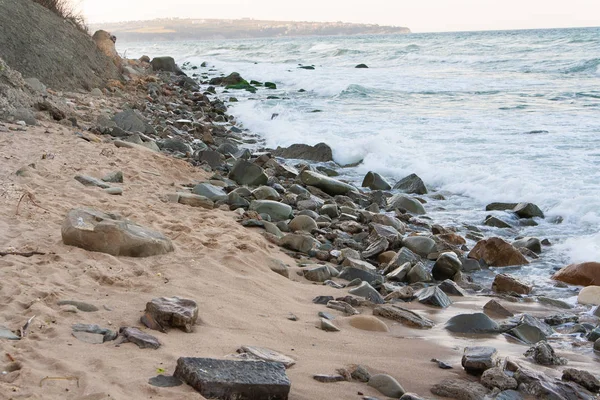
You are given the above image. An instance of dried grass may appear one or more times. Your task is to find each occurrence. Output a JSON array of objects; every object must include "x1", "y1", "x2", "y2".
[{"x1": 32, "y1": 0, "x2": 88, "y2": 33}]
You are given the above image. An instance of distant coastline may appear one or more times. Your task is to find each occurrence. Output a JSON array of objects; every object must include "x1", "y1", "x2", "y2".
[{"x1": 92, "y1": 17, "x2": 411, "y2": 42}]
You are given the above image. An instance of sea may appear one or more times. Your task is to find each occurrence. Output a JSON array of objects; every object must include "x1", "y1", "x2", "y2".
[{"x1": 118, "y1": 27, "x2": 600, "y2": 300}]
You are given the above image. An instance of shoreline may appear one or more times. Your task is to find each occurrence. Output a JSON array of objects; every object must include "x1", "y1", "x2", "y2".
[{"x1": 1, "y1": 53, "x2": 599, "y2": 400}]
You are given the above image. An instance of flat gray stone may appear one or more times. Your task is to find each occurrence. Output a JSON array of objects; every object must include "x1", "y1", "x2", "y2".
[
  {"x1": 72, "y1": 331, "x2": 104, "y2": 344},
  {"x1": 142, "y1": 297, "x2": 198, "y2": 333},
  {"x1": 192, "y1": 183, "x2": 227, "y2": 202},
  {"x1": 462, "y1": 346, "x2": 498, "y2": 374},
  {"x1": 148, "y1": 375, "x2": 183, "y2": 388},
  {"x1": 373, "y1": 304, "x2": 434, "y2": 329},
  {"x1": 348, "y1": 281, "x2": 384, "y2": 304},
  {"x1": 57, "y1": 300, "x2": 99, "y2": 312},
  {"x1": 178, "y1": 193, "x2": 214, "y2": 209},
  {"x1": 229, "y1": 159, "x2": 268, "y2": 186},
  {"x1": 72, "y1": 323, "x2": 117, "y2": 342},
  {"x1": 438, "y1": 280, "x2": 468, "y2": 296},
  {"x1": 320, "y1": 318, "x2": 341, "y2": 332},
  {"x1": 303, "y1": 265, "x2": 333, "y2": 282},
  {"x1": 75, "y1": 175, "x2": 111, "y2": 189},
  {"x1": 446, "y1": 313, "x2": 500, "y2": 334},
  {"x1": 417, "y1": 286, "x2": 452, "y2": 308},
  {"x1": 174, "y1": 357, "x2": 290, "y2": 400},
  {"x1": 119, "y1": 327, "x2": 161, "y2": 349}
]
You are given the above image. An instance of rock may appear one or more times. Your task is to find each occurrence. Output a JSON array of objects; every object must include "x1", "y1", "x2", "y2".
[
  {"x1": 56, "y1": 300, "x2": 98, "y2": 312},
  {"x1": 483, "y1": 300, "x2": 513, "y2": 317},
  {"x1": 112, "y1": 109, "x2": 155, "y2": 134},
  {"x1": 595, "y1": 338, "x2": 600, "y2": 352},
  {"x1": 368, "y1": 374, "x2": 405, "y2": 398},
  {"x1": 272, "y1": 142, "x2": 333, "y2": 162},
  {"x1": 508, "y1": 314, "x2": 553, "y2": 344},
  {"x1": 304, "y1": 265, "x2": 333, "y2": 282},
  {"x1": 438, "y1": 279, "x2": 468, "y2": 296},
  {"x1": 373, "y1": 304, "x2": 434, "y2": 329},
  {"x1": 461, "y1": 346, "x2": 498, "y2": 374},
  {"x1": 480, "y1": 367, "x2": 518, "y2": 390},
  {"x1": 513, "y1": 366, "x2": 595, "y2": 400},
  {"x1": 319, "y1": 204, "x2": 340, "y2": 218},
  {"x1": 342, "y1": 258, "x2": 377, "y2": 273},
  {"x1": 229, "y1": 159, "x2": 268, "y2": 186},
  {"x1": 355, "y1": 64, "x2": 369, "y2": 68},
  {"x1": 72, "y1": 331, "x2": 104, "y2": 344},
  {"x1": 389, "y1": 247, "x2": 420, "y2": 268},
  {"x1": 300, "y1": 170, "x2": 356, "y2": 196},
  {"x1": 338, "y1": 267, "x2": 384, "y2": 286},
  {"x1": 513, "y1": 202, "x2": 544, "y2": 219},
  {"x1": 178, "y1": 193, "x2": 214, "y2": 209},
  {"x1": 61, "y1": 208, "x2": 174, "y2": 257},
  {"x1": 578, "y1": 286, "x2": 600, "y2": 305},
  {"x1": 320, "y1": 318, "x2": 340, "y2": 332},
  {"x1": 461, "y1": 258, "x2": 482, "y2": 273},
  {"x1": 74, "y1": 174, "x2": 111, "y2": 189},
  {"x1": 371, "y1": 214, "x2": 406, "y2": 233},
  {"x1": 468, "y1": 237, "x2": 529, "y2": 267},
  {"x1": 394, "y1": 173, "x2": 427, "y2": 195},
  {"x1": 280, "y1": 233, "x2": 320, "y2": 254},
  {"x1": 445, "y1": 313, "x2": 500, "y2": 334},
  {"x1": 407, "y1": 263, "x2": 433, "y2": 284},
  {"x1": 119, "y1": 327, "x2": 161, "y2": 349},
  {"x1": 148, "y1": 375, "x2": 183, "y2": 388},
  {"x1": 362, "y1": 171, "x2": 391, "y2": 190},
  {"x1": 362, "y1": 237, "x2": 389, "y2": 259},
  {"x1": 346, "y1": 315, "x2": 389, "y2": 332},
  {"x1": 524, "y1": 341, "x2": 567, "y2": 365},
  {"x1": 327, "y1": 300, "x2": 359, "y2": 316},
  {"x1": 141, "y1": 297, "x2": 198, "y2": 333},
  {"x1": 102, "y1": 171, "x2": 123, "y2": 183},
  {"x1": 385, "y1": 262, "x2": 412, "y2": 282},
  {"x1": 486, "y1": 202, "x2": 518, "y2": 211},
  {"x1": 237, "y1": 346, "x2": 296, "y2": 368},
  {"x1": 552, "y1": 262, "x2": 600, "y2": 287},
  {"x1": 348, "y1": 281, "x2": 384, "y2": 304},
  {"x1": 249, "y1": 200, "x2": 293, "y2": 222},
  {"x1": 495, "y1": 390, "x2": 523, "y2": 400},
  {"x1": 72, "y1": 323, "x2": 117, "y2": 342},
  {"x1": 431, "y1": 378, "x2": 489, "y2": 400},
  {"x1": 417, "y1": 286, "x2": 452, "y2": 308},
  {"x1": 313, "y1": 374, "x2": 345, "y2": 383},
  {"x1": 174, "y1": 357, "x2": 290, "y2": 399},
  {"x1": 512, "y1": 237, "x2": 542, "y2": 254},
  {"x1": 313, "y1": 296, "x2": 334, "y2": 305},
  {"x1": 158, "y1": 138, "x2": 192, "y2": 154},
  {"x1": 387, "y1": 194, "x2": 426, "y2": 215},
  {"x1": 350, "y1": 365, "x2": 371, "y2": 382},
  {"x1": 402, "y1": 236, "x2": 436, "y2": 257},
  {"x1": 484, "y1": 216, "x2": 512, "y2": 228},
  {"x1": 287, "y1": 215, "x2": 317, "y2": 232},
  {"x1": 150, "y1": 56, "x2": 185, "y2": 75},
  {"x1": 537, "y1": 296, "x2": 573, "y2": 310},
  {"x1": 432, "y1": 252, "x2": 462, "y2": 281},
  {"x1": 268, "y1": 259, "x2": 289, "y2": 278},
  {"x1": 492, "y1": 273, "x2": 532, "y2": 295},
  {"x1": 252, "y1": 186, "x2": 281, "y2": 201},
  {"x1": 562, "y1": 368, "x2": 600, "y2": 393}
]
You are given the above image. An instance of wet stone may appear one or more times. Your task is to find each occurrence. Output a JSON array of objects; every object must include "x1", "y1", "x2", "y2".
[
  {"x1": 416, "y1": 286, "x2": 452, "y2": 308},
  {"x1": 524, "y1": 341, "x2": 567, "y2": 365},
  {"x1": 562, "y1": 368, "x2": 600, "y2": 393},
  {"x1": 446, "y1": 313, "x2": 500, "y2": 334},
  {"x1": 462, "y1": 346, "x2": 498, "y2": 375},
  {"x1": 483, "y1": 300, "x2": 514, "y2": 317}
]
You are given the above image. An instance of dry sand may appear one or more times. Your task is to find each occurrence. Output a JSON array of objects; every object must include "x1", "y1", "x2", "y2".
[{"x1": 0, "y1": 115, "x2": 597, "y2": 399}]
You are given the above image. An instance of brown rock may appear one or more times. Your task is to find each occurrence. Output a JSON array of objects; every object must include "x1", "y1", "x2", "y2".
[
  {"x1": 92, "y1": 30, "x2": 121, "y2": 67},
  {"x1": 552, "y1": 262, "x2": 600, "y2": 287},
  {"x1": 483, "y1": 300, "x2": 514, "y2": 317},
  {"x1": 492, "y1": 273, "x2": 532, "y2": 295},
  {"x1": 142, "y1": 297, "x2": 198, "y2": 333},
  {"x1": 431, "y1": 378, "x2": 489, "y2": 400},
  {"x1": 378, "y1": 251, "x2": 396, "y2": 264},
  {"x1": 468, "y1": 237, "x2": 529, "y2": 267}
]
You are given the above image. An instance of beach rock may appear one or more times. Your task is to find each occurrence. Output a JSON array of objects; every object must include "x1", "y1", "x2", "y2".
[
  {"x1": 236, "y1": 346, "x2": 296, "y2": 368},
  {"x1": 75, "y1": 174, "x2": 111, "y2": 189},
  {"x1": 191, "y1": 183, "x2": 227, "y2": 202},
  {"x1": 524, "y1": 341, "x2": 567, "y2": 365},
  {"x1": 303, "y1": 265, "x2": 333, "y2": 282},
  {"x1": 102, "y1": 171, "x2": 123, "y2": 183},
  {"x1": 468, "y1": 237, "x2": 529, "y2": 267},
  {"x1": 393, "y1": 173, "x2": 427, "y2": 195},
  {"x1": 362, "y1": 171, "x2": 391, "y2": 190},
  {"x1": 486, "y1": 202, "x2": 519, "y2": 211},
  {"x1": 142, "y1": 297, "x2": 198, "y2": 333},
  {"x1": 350, "y1": 365, "x2": 371, "y2": 382},
  {"x1": 148, "y1": 375, "x2": 183, "y2": 388},
  {"x1": 178, "y1": 193, "x2": 214, "y2": 209},
  {"x1": 174, "y1": 357, "x2": 290, "y2": 399},
  {"x1": 313, "y1": 374, "x2": 345, "y2": 383},
  {"x1": 61, "y1": 208, "x2": 173, "y2": 257},
  {"x1": 461, "y1": 258, "x2": 482, "y2": 273},
  {"x1": 508, "y1": 314, "x2": 553, "y2": 344},
  {"x1": 368, "y1": 374, "x2": 405, "y2": 398},
  {"x1": 362, "y1": 237, "x2": 389, "y2": 258},
  {"x1": 595, "y1": 338, "x2": 600, "y2": 352},
  {"x1": 112, "y1": 109, "x2": 155, "y2": 134},
  {"x1": 229, "y1": 159, "x2": 268, "y2": 186},
  {"x1": 480, "y1": 367, "x2": 518, "y2": 391},
  {"x1": 512, "y1": 237, "x2": 542, "y2": 254},
  {"x1": 438, "y1": 279, "x2": 468, "y2": 296},
  {"x1": 513, "y1": 366, "x2": 595, "y2": 400},
  {"x1": 402, "y1": 236, "x2": 436, "y2": 257},
  {"x1": 417, "y1": 286, "x2": 452, "y2": 308},
  {"x1": 562, "y1": 368, "x2": 600, "y2": 393},
  {"x1": 431, "y1": 378, "x2": 489, "y2": 400},
  {"x1": 348, "y1": 281, "x2": 384, "y2": 304},
  {"x1": 432, "y1": 252, "x2": 462, "y2": 280},
  {"x1": 119, "y1": 327, "x2": 161, "y2": 349},
  {"x1": 57, "y1": 300, "x2": 99, "y2": 312},
  {"x1": 158, "y1": 138, "x2": 192, "y2": 154},
  {"x1": 483, "y1": 300, "x2": 513, "y2": 317},
  {"x1": 320, "y1": 318, "x2": 340, "y2": 332},
  {"x1": 484, "y1": 216, "x2": 512, "y2": 228},
  {"x1": 386, "y1": 262, "x2": 412, "y2": 282},
  {"x1": 272, "y1": 142, "x2": 333, "y2": 162},
  {"x1": 513, "y1": 202, "x2": 544, "y2": 219},
  {"x1": 492, "y1": 273, "x2": 532, "y2": 295},
  {"x1": 407, "y1": 262, "x2": 433, "y2": 284},
  {"x1": 346, "y1": 315, "x2": 389, "y2": 332},
  {"x1": 151, "y1": 56, "x2": 185, "y2": 75},
  {"x1": 387, "y1": 194, "x2": 426, "y2": 215},
  {"x1": 577, "y1": 286, "x2": 600, "y2": 305},
  {"x1": 327, "y1": 300, "x2": 359, "y2": 316},
  {"x1": 280, "y1": 233, "x2": 320, "y2": 254},
  {"x1": 371, "y1": 214, "x2": 406, "y2": 233},
  {"x1": 249, "y1": 200, "x2": 293, "y2": 222},
  {"x1": 338, "y1": 267, "x2": 383, "y2": 286},
  {"x1": 445, "y1": 313, "x2": 500, "y2": 334},
  {"x1": 462, "y1": 346, "x2": 497, "y2": 374},
  {"x1": 390, "y1": 247, "x2": 421, "y2": 268},
  {"x1": 252, "y1": 186, "x2": 281, "y2": 201},
  {"x1": 538, "y1": 296, "x2": 573, "y2": 310},
  {"x1": 495, "y1": 390, "x2": 523, "y2": 400},
  {"x1": 300, "y1": 170, "x2": 355, "y2": 196},
  {"x1": 552, "y1": 262, "x2": 600, "y2": 287},
  {"x1": 373, "y1": 304, "x2": 435, "y2": 329},
  {"x1": 355, "y1": 63, "x2": 369, "y2": 68},
  {"x1": 197, "y1": 150, "x2": 224, "y2": 168},
  {"x1": 342, "y1": 257, "x2": 377, "y2": 272},
  {"x1": 72, "y1": 324, "x2": 117, "y2": 342},
  {"x1": 288, "y1": 215, "x2": 317, "y2": 232}
]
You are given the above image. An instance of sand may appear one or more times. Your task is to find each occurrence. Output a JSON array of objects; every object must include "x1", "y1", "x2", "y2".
[{"x1": 1, "y1": 107, "x2": 598, "y2": 399}]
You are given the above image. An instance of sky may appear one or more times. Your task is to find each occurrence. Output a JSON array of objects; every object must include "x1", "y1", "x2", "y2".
[{"x1": 79, "y1": 0, "x2": 600, "y2": 33}]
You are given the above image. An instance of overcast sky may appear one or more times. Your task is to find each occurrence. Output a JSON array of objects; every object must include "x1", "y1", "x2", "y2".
[{"x1": 80, "y1": 0, "x2": 600, "y2": 33}]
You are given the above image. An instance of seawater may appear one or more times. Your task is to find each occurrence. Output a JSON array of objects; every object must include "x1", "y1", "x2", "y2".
[{"x1": 119, "y1": 27, "x2": 600, "y2": 298}]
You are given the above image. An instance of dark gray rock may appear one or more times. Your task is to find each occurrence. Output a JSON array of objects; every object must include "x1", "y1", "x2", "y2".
[
  {"x1": 389, "y1": 247, "x2": 420, "y2": 268},
  {"x1": 514, "y1": 366, "x2": 596, "y2": 400},
  {"x1": 480, "y1": 367, "x2": 518, "y2": 390},
  {"x1": 72, "y1": 323, "x2": 117, "y2": 342},
  {"x1": 192, "y1": 183, "x2": 228, "y2": 202},
  {"x1": 407, "y1": 262, "x2": 433, "y2": 284},
  {"x1": 149, "y1": 375, "x2": 183, "y2": 388},
  {"x1": 158, "y1": 138, "x2": 192, "y2": 154},
  {"x1": 313, "y1": 374, "x2": 345, "y2": 383},
  {"x1": 151, "y1": 56, "x2": 186, "y2": 75},
  {"x1": 368, "y1": 374, "x2": 405, "y2": 398},
  {"x1": 119, "y1": 327, "x2": 161, "y2": 349},
  {"x1": 512, "y1": 237, "x2": 542, "y2": 254},
  {"x1": 387, "y1": 194, "x2": 426, "y2": 215},
  {"x1": 197, "y1": 150, "x2": 224, "y2": 168},
  {"x1": 524, "y1": 341, "x2": 567, "y2": 365},
  {"x1": 495, "y1": 390, "x2": 523, "y2": 400},
  {"x1": 508, "y1": 314, "x2": 553, "y2": 344},
  {"x1": 112, "y1": 109, "x2": 155, "y2": 134},
  {"x1": 300, "y1": 170, "x2": 355, "y2": 196},
  {"x1": 484, "y1": 216, "x2": 512, "y2": 228},
  {"x1": 312, "y1": 296, "x2": 334, "y2": 305},
  {"x1": 432, "y1": 252, "x2": 462, "y2": 280},
  {"x1": 362, "y1": 171, "x2": 391, "y2": 190},
  {"x1": 417, "y1": 286, "x2": 452, "y2": 308},
  {"x1": 229, "y1": 159, "x2": 268, "y2": 186},
  {"x1": 438, "y1": 279, "x2": 468, "y2": 296},
  {"x1": 272, "y1": 142, "x2": 333, "y2": 162},
  {"x1": 402, "y1": 236, "x2": 436, "y2": 257},
  {"x1": 462, "y1": 346, "x2": 498, "y2": 374},
  {"x1": 174, "y1": 357, "x2": 291, "y2": 399},
  {"x1": 513, "y1": 202, "x2": 544, "y2": 219},
  {"x1": 373, "y1": 304, "x2": 435, "y2": 329},
  {"x1": 142, "y1": 297, "x2": 198, "y2": 333},
  {"x1": 249, "y1": 200, "x2": 292, "y2": 222},
  {"x1": 303, "y1": 265, "x2": 333, "y2": 282},
  {"x1": 338, "y1": 267, "x2": 384, "y2": 286},
  {"x1": 431, "y1": 378, "x2": 489, "y2": 400},
  {"x1": 57, "y1": 300, "x2": 99, "y2": 312},
  {"x1": 348, "y1": 281, "x2": 384, "y2": 304},
  {"x1": 562, "y1": 368, "x2": 600, "y2": 393},
  {"x1": 445, "y1": 313, "x2": 500, "y2": 334},
  {"x1": 485, "y1": 202, "x2": 518, "y2": 211},
  {"x1": 280, "y1": 234, "x2": 320, "y2": 254},
  {"x1": 394, "y1": 173, "x2": 427, "y2": 195}
]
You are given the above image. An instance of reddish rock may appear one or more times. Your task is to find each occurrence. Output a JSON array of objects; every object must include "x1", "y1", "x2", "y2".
[
  {"x1": 492, "y1": 273, "x2": 532, "y2": 295},
  {"x1": 468, "y1": 237, "x2": 529, "y2": 267},
  {"x1": 552, "y1": 262, "x2": 600, "y2": 287}
]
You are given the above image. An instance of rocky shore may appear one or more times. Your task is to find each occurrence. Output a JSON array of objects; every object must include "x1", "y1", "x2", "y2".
[{"x1": 1, "y1": 26, "x2": 599, "y2": 400}]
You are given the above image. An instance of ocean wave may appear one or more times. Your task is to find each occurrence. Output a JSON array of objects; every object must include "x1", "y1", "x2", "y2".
[{"x1": 562, "y1": 58, "x2": 600, "y2": 74}]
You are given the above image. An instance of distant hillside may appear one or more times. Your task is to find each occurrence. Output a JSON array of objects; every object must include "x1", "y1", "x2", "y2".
[{"x1": 93, "y1": 18, "x2": 411, "y2": 42}]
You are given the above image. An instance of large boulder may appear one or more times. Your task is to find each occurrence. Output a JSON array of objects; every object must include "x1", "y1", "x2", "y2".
[
  {"x1": 512, "y1": 237, "x2": 542, "y2": 254},
  {"x1": 61, "y1": 208, "x2": 173, "y2": 257},
  {"x1": 468, "y1": 237, "x2": 529, "y2": 267},
  {"x1": 552, "y1": 262, "x2": 600, "y2": 287},
  {"x1": 462, "y1": 346, "x2": 498, "y2": 374},
  {"x1": 92, "y1": 30, "x2": 121, "y2": 66},
  {"x1": 150, "y1": 56, "x2": 185, "y2": 75},
  {"x1": 577, "y1": 286, "x2": 600, "y2": 306},
  {"x1": 142, "y1": 297, "x2": 198, "y2": 333},
  {"x1": 300, "y1": 170, "x2": 355, "y2": 196},
  {"x1": 432, "y1": 252, "x2": 462, "y2": 281},
  {"x1": 192, "y1": 183, "x2": 227, "y2": 202},
  {"x1": 387, "y1": 194, "x2": 426, "y2": 215},
  {"x1": 272, "y1": 142, "x2": 333, "y2": 162},
  {"x1": 249, "y1": 200, "x2": 293, "y2": 222},
  {"x1": 513, "y1": 202, "x2": 544, "y2": 219},
  {"x1": 229, "y1": 159, "x2": 268, "y2": 186},
  {"x1": 402, "y1": 236, "x2": 436, "y2": 257},
  {"x1": 394, "y1": 173, "x2": 427, "y2": 195},
  {"x1": 362, "y1": 171, "x2": 391, "y2": 190}
]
